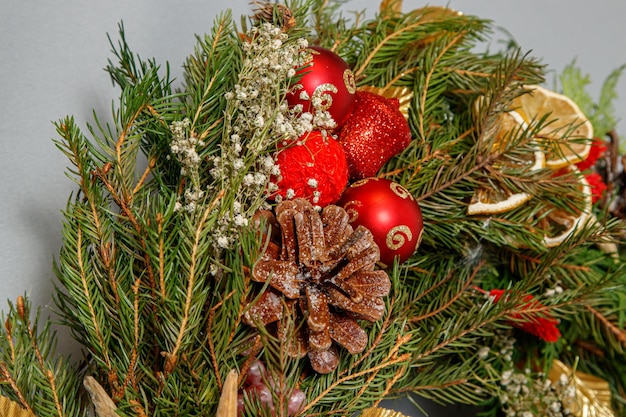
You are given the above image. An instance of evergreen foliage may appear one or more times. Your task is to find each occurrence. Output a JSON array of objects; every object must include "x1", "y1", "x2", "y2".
[{"x1": 1, "y1": 1, "x2": 625, "y2": 416}]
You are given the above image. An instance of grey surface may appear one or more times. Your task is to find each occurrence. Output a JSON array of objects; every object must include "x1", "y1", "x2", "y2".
[{"x1": 1, "y1": 1, "x2": 625, "y2": 415}]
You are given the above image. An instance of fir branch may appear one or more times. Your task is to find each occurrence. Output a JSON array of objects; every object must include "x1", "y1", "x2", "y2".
[
  {"x1": 408, "y1": 260, "x2": 484, "y2": 324},
  {"x1": 165, "y1": 190, "x2": 225, "y2": 375},
  {"x1": 0, "y1": 296, "x2": 87, "y2": 417}
]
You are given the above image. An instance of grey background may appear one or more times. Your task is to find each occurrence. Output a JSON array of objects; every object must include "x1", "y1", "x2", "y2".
[{"x1": 1, "y1": 1, "x2": 625, "y2": 415}]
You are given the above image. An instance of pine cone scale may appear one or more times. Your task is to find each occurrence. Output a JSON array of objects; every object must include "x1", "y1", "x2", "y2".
[
  {"x1": 308, "y1": 346, "x2": 339, "y2": 374},
  {"x1": 322, "y1": 206, "x2": 354, "y2": 256},
  {"x1": 305, "y1": 286, "x2": 330, "y2": 332},
  {"x1": 244, "y1": 291, "x2": 284, "y2": 326},
  {"x1": 327, "y1": 287, "x2": 386, "y2": 322},
  {"x1": 329, "y1": 313, "x2": 368, "y2": 354},
  {"x1": 252, "y1": 260, "x2": 300, "y2": 299},
  {"x1": 343, "y1": 271, "x2": 391, "y2": 300}
]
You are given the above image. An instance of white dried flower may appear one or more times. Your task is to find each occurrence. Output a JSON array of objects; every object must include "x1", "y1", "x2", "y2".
[
  {"x1": 477, "y1": 346, "x2": 490, "y2": 359},
  {"x1": 217, "y1": 236, "x2": 230, "y2": 249},
  {"x1": 234, "y1": 214, "x2": 248, "y2": 227}
]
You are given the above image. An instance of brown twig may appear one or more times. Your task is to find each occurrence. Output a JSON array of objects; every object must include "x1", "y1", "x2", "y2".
[
  {"x1": 586, "y1": 304, "x2": 626, "y2": 349},
  {"x1": 408, "y1": 261, "x2": 483, "y2": 324},
  {"x1": 76, "y1": 229, "x2": 114, "y2": 373},
  {"x1": 0, "y1": 363, "x2": 33, "y2": 413},
  {"x1": 393, "y1": 377, "x2": 469, "y2": 394}
]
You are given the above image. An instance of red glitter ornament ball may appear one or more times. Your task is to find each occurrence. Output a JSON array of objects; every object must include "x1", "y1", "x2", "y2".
[
  {"x1": 287, "y1": 46, "x2": 357, "y2": 129},
  {"x1": 338, "y1": 178, "x2": 423, "y2": 266},
  {"x1": 338, "y1": 91, "x2": 412, "y2": 180},
  {"x1": 273, "y1": 131, "x2": 349, "y2": 207}
]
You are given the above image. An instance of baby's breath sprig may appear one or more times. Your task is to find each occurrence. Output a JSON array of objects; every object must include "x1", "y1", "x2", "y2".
[
  {"x1": 480, "y1": 330, "x2": 576, "y2": 417},
  {"x1": 169, "y1": 117, "x2": 205, "y2": 213},
  {"x1": 209, "y1": 21, "x2": 312, "y2": 249}
]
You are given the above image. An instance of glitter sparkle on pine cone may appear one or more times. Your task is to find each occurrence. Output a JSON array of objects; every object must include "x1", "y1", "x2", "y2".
[{"x1": 244, "y1": 198, "x2": 391, "y2": 373}]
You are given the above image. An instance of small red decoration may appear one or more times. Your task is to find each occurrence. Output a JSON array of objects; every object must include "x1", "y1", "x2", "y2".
[
  {"x1": 338, "y1": 178, "x2": 423, "y2": 266},
  {"x1": 287, "y1": 46, "x2": 356, "y2": 129},
  {"x1": 576, "y1": 137, "x2": 607, "y2": 172},
  {"x1": 273, "y1": 131, "x2": 349, "y2": 207},
  {"x1": 575, "y1": 138, "x2": 608, "y2": 203},
  {"x1": 585, "y1": 172, "x2": 607, "y2": 204},
  {"x1": 489, "y1": 289, "x2": 561, "y2": 343},
  {"x1": 338, "y1": 91, "x2": 412, "y2": 180}
]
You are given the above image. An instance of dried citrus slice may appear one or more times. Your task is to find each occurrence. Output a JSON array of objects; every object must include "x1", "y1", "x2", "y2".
[
  {"x1": 468, "y1": 111, "x2": 545, "y2": 215},
  {"x1": 539, "y1": 166, "x2": 592, "y2": 247},
  {"x1": 512, "y1": 85, "x2": 593, "y2": 169},
  {"x1": 468, "y1": 187, "x2": 533, "y2": 215},
  {"x1": 489, "y1": 110, "x2": 545, "y2": 171}
]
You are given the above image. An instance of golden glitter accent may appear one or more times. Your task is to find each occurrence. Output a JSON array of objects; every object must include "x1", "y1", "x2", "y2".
[
  {"x1": 351, "y1": 178, "x2": 374, "y2": 188},
  {"x1": 389, "y1": 182, "x2": 411, "y2": 199},
  {"x1": 415, "y1": 225, "x2": 424, "y2": 250},
  {"x1": 312, "y1": 83, "x2": 338, "y2": 111},
  {"x1": 344, "y1": 69, "x2": 356, "y2": 94},
  {"x1": 386, "y1": 225, "x2": 412, "y2": 250},
  {"x1": 548, "y1": 360, "x2": 614, "y2": 417}
]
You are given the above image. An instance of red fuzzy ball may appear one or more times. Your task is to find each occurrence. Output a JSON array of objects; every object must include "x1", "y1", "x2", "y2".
[
  {"x1": 338, "y1": 178, "x2": 423, "y2": 266},
  {"x1": 273, "y1": 131, "x2": 349, "y2": 207},
  {"x1": 338, "y1": 91, "x2": 412, "y2": 180},
  {"x1": 287, "y1": 46, "x2": 357, "y2": 129}
]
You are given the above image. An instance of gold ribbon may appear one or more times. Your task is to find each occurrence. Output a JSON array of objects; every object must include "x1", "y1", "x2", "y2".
[
  {"x1": 379, "y1": 0, "x2": 403, "y2": 16},
  {"x1": 548, "y1": 359, "x2": 614, "y2": 417},
  {"x1": 361, "y1": 407, "x2": 410, "y2": 417},
  {"x1": 0, "y1": 397, "x2": 36, "y2": 417}
]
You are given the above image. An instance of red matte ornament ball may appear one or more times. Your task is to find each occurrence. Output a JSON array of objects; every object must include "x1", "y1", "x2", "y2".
[
  {"x1": 338, "y1": 178, "x2": 423, "y2": 266},
  {"x1": 287, "y1": 46, "x2": 357, "y2": 129},
  {"x1": 273, "y1": 131, "x2": 349, "y2": 207}
]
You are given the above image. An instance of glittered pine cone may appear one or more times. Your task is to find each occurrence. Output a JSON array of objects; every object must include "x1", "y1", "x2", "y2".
[{"x1": 244, "y1": 198, "x2": 391, "y2": 373}]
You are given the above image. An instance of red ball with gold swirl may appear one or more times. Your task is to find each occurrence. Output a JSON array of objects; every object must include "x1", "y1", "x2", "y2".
[
  {"x1": 286, "y1": 46, "x2": 356, "y2": 129},
  {"x1": 338, "y1": 178, "x2": 423, "y2": 267}
]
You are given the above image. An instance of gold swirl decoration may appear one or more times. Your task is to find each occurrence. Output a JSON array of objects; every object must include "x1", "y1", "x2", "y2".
[
  {"x1": 548, "y1": 360, "x2": 614, "y2": 417},
  {"x1": 389, "y1": 182, "x2": 412, "y2": 200},
  {"x1": 312, "y1": 83, "x2": 338, "y2": 111},
  {"x1": 344, "y1": 69, "x2": 356, "y2": 94},
  {"x1": 351, "y1": 178, "x2": 375, "y2": 188},
  {"x1": 386, "y1": 225, "x2": 412, "y2": 250},
  {"x1": 342, "y1": 200, "x2": 362, "y2": 222}
]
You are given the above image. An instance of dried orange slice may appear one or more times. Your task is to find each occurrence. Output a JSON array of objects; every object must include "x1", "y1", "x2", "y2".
[
  {"x1": 468, "y1": 111, "x2": 545, "y2": 215},
  {"x1": 512, "y1": 85, "x2": 593, "y2": 169},
  {"x1": 468, "y1": 187, "x2": 533, "y2": 215},
  {"x1": 539, "y1": 166, "x2": 592, "y2": 247}
]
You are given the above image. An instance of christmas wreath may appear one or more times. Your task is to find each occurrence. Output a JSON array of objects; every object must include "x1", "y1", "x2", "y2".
[{"x1": 1, "y1": 1, "x2": 626, "y2": 416}]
